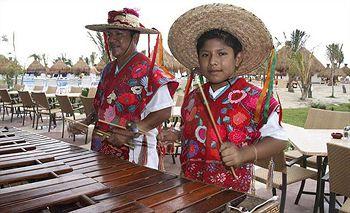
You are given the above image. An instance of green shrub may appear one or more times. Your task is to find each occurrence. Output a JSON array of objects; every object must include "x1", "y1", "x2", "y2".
[
  {"x1": 81, "y1": 88, "x2": 89, "y2": 97},
  {"x1": 311, "y1": 102, "x2": 326, "y2": 109}
]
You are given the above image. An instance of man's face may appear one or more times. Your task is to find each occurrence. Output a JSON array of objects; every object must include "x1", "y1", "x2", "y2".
[{"x1": 106, "y1": 29, "x2": 134, "y2": 58}]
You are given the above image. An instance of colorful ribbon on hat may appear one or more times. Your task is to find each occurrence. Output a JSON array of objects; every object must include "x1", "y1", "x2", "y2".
[
  {"x1": 155, "y1": 34, "x2": 175, "y2": 77},
  {"x1": 254, "y1": 49, "x2": 277, "y2": 124},
  {"x1": 103, "y1": 32, "x2": 112, "y2": 62}
]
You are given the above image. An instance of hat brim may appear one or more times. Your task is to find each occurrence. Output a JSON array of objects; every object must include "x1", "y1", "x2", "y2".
[
  {"x1": 168, "y1": 3, "x2": 273, "y2": 74},
  {"x1": 85, "y1": 24, "x2": 159, "y2": 34}
]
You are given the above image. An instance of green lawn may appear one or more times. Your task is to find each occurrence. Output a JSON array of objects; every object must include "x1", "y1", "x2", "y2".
[
  {"x1": 283, "y1": 108, "x2": 309, "y2": 127},
  {"x1": 283, "y1": 103, "x2": 350, "y2": 127}
]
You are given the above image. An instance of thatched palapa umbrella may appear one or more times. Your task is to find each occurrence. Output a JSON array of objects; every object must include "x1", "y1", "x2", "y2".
[
  {"x1": 335, "y1": 64, "x2": 350, "y2": 77},
  {"x1": 90, "y1": 66, "x2": 99, "y2": 75},
  {"x1": 26, "y1": 60, "x2": 46, "y2": 75},
  {"x1": 71, "y1": 58, "x2": 90, "y2": 75},
  {"x1": 96, "y1": 60, "x2": 106, "y2": 72},
  {"x1": 49, "y1": 60, "x2": 71, "y2": 75},
  {"x1": 153, "y1": 48, "x2": 188, "y2": 73},
  {"x1": 319, "y1": 64, "x2": 348, "y2": 78},
  {"x1": 318, "y1": 64, "x2": 331, "y2": 78},
  {"x1": 276, "y1": 46, "x2": 325, "y2": 75}
]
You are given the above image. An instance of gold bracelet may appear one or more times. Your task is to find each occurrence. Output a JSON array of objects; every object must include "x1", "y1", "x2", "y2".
[{"x1": 250, "y1": 145, "x2": 258, "y2": 163}]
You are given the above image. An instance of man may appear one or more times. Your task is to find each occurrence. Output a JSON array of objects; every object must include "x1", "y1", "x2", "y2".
[{"x1": 82, "y1": 8, "x2": 178, "y2": 169}]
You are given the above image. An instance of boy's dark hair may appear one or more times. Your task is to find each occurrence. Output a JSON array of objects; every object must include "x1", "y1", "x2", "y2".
[{"x1": 196, "y1": 29, "x2": 243, "y2": 58}]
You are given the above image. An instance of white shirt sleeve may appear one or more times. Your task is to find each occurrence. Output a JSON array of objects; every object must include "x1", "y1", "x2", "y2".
[
  {"x1": 141, "y1": 85, "x2": 174, "y2": 118},
  {"x1": 259, "y1": 111, "x2": 289, "y2": 141}
]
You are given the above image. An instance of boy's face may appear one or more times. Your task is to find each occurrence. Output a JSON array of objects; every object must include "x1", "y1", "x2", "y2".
[{"x1": 198, "y1": 38, "x2": 241, "y2": 90}]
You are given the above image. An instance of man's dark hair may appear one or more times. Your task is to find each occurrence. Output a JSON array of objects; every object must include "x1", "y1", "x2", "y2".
[
  {"x1": 130, "y1": 30, "x2": 139, "y2": 37},
  {"x1": 196, "y1": 29, "x2": 243, "y2": 58}
]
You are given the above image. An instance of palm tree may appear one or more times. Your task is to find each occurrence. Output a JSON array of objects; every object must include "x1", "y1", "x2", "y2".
[
  {"x1": 285, "y1": 29, "x2": 312, "y2": 100},
  {"x1": 326, "y1": 43, "x2": 344, "y2": 98},
  {"x1": 53, "y1": 54, "x2": 73, "y2": 67},
  {"x1": 90, "y1": 52, "x2": 97, "y2": 66},
  {"x1": 1, "y1": 35, "x2": 8, "y2": 42},
  {"x1": 42, "y1": 54, "x2": 48, "y2": 67},
  {"x1": 2, "y1": 58, "x2": 24, "y2": 88},
  {"x1": 288, "y1": 50, "x2": 314, "y2": 100},
  {"x1": 289, "y1": 30, "x2": 309, "y2": 52},
  {"x1": 28, "y1": 54, "x2": 41, "y2": 61},
  {"x1": 84, "y1": 56, "x2": 90, "y2": 66},
  {"x1": 87, "y1": 31, "x2": 109, "y2": 64}
]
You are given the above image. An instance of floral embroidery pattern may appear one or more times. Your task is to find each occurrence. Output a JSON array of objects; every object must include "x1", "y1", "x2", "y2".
[
  {"x1": 92, "y1": 53, "x2": 178, "y2": 167},
  {"x1": 228, "y1": 90, "x2": 247, "y2": 104},
  {"x1": 232, "y1": 111, "x2": 248, "y2": 126},
  {"x1": 131, "y1": 63, "x2": 147, "y2": 78},
  {"x1": 195, "y1": 125, "x2": 207, "y2": 143},
  {"x1": 140, "y1": 76, "x2": 151, "y2": 95},
  {"x1": 228, "y1": 129, "x2": 247, "y2": 144},
  {"x1": 104, "y1": 105, "x2": 116, "y2": 122},
  {"x1": 208, "y1": 163, "x2": 217, "y2": 172},
  {"x1": 128, "y1": 79, "x2": 138, "y2": 87},
  {"x1": 117, "y1": 93, "x2": 137, "y2": 106},
  {"x1": 180, "y1": 78, "x2": 279, "y2": 191},
  {"x1": 131, "y1": 86, "x2": 143, "y2": 95},
  {"x1": 216, "y1": 172, "x2": 227, "y2": 183},
  {"x1": 187, "y1": 140, "x2": 199, "y2": 158},
  {"x1": 91, "y1": 136, "x2": 103, "y2": 151},
  {"x1": 106, "y1": 91, "x2": 117, "y2": 104}
]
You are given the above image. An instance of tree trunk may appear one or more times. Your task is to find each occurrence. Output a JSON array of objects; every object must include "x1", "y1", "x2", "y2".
[
  {"x1": 331, "y1": 69, "x2": 335, "y2": 97},
  {"x1": 307, "y1": 75, "x2": 312, "y2": 98},
  {"x1": 300, "y1": 85, "x2": 308, "y2": 100},
  {"x1": 307, "y1": 84, "x2": 313, "y2": 98},
  {"x1": 287, "y1": 77, "x2": 294, "y2": 92}
]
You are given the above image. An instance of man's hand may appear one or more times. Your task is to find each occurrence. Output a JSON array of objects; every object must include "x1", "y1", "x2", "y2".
[
  {"x1": 106, "y1": 128, "x2": 136, "y2": 147},
  {"x1": 220, "y1": 142, "x2": 243, "y2": 168},
  {"x1": 157, "y1": 128, "x2": 179, "y2": 142},
  {"x1": 67, "y1": 112, "x2": 97, "y2": 135}
]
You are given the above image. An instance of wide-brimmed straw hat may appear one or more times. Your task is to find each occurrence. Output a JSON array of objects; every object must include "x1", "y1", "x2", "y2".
[
  {"x1": 168, "y1": 3, "x2": 273, "y2": 74},
  {"x1": 86, "y1": 8, "x2": 158, "y2": 34}
]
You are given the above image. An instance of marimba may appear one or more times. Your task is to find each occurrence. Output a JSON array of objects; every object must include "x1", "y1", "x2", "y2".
[{"x1": 0, "y1": 127, "x2": 278, "y2": 212}]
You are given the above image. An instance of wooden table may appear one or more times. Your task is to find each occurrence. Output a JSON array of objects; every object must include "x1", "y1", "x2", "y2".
[
  {"x1": 289, "y1": 128, "x2": 350, "y2": 213},
  {"x1": 0, "y1": 127, "x2": 249, "y2": 212}
]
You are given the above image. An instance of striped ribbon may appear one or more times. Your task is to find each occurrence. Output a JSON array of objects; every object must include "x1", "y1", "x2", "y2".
[{"x1": 254, "y1": 49, "x2": 277, "y2": 124}]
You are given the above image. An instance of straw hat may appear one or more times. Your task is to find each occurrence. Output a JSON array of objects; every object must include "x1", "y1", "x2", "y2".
[
  {"x1": 86, "y1": 8, "x2": 158, "y2": 34},
  {"x1": 168, "y1": 3, "x2": 273, "y2": 74}
]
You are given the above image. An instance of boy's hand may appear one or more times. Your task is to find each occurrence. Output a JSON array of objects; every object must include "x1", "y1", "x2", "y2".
[{"x1": 220, "y1": 142, "x2": 243, "y2": 167}]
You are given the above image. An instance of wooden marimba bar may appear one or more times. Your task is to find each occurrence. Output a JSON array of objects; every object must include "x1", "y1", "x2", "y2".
[{"x1": 0, "y1": 127, "x2": 248, "y2": 212}]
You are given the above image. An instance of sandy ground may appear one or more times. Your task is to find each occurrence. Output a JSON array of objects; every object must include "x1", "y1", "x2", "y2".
[{"x1": 259, "y1": 80, "x2": 350, "y2": 108}]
